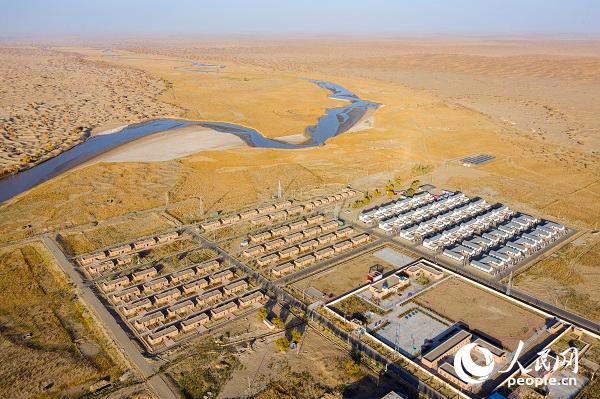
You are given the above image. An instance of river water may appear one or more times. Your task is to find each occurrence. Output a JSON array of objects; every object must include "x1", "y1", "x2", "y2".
[{"x1": 0, "y1": 80, "x2": 379, "y2": 202}]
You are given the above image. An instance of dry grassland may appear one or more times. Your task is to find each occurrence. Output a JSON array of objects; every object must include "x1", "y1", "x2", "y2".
[
  {"x1": 0, "y1": 243, "x2": 123, "y2": 398},
  {"x1": 515, "y1": 231, "x2": 600, "y2": 322},
  {"x1": 414, "y1": 278, "x2": 546, "y2": 350},
  {"x1": 57, "y1": 212, "x2": 176, "y2": 255}
]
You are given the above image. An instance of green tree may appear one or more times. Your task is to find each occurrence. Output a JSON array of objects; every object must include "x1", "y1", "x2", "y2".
[
  {"x1": 275, "y1": 337, "x2": 290, "y2": 352},
  {"x1": 257, "y1": 307, "x2": 268, "y2": 321},
  {"x1": 290, "y1": 328, "x2": 302, "y2": 343},
  {"x1": 272, "y1": 316, "x2": 285, "y2": 329}
]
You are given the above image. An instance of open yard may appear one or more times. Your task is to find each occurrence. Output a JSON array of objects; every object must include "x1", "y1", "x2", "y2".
[
  {"x1": 292, "y1": 246, "x2": 403, "y2": 300},
  {"x1": 414, "y1": 277, "x2": 547, "y2": 350},
  {"x1": 0, "y1": 242, "x2": 124, "y2": 398}
]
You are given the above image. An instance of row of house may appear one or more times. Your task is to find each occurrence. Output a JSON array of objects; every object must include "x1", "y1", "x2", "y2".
[
  {"x1": 380, "y1": 192, "x2": 471, "y2": 233},
  {"x1": 246, "y1": 220, "x2": 341, "y2": 260},
  {"x1": 78, "y1": 231, "x2": 180, "y2": 267},
  {"x1": 398, "y1": 196, "x2": 491, "y2": 243},
  {"x1": 467, "y1": 221, "x2": 567, "y2": 275},
  {"x1": 200, "y1": 189, "x2": 357, "y2": 232},
  {"x1": 247, "y1": 214, "x2": 325, "y2": 244},
  {"x1": 421, "y1": 328, "x2": 507, "y2": 392},
  {"x1": 144, "y1": 290, "x2": 266, "y2": 347},
  {"x1": 129, "y1": 277, "x2": 252, "y2": 331},
  {"x1": 102, "y1": 258, "x2": 222, "y2": 294},
  {"x1": 359, "y1": 191, "x2": 437, "y2": 224},
  {"x1": 87, "y1": 255, "x2": 133, "y2": 277},
  {"x1": 270, "y1": 233, "x2": 371, "y2": 277},
  {"x1": 420, "y1": 204, "x2": 515, "y2": 251}
]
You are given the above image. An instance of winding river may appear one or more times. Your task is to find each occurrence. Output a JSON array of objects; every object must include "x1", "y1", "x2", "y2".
[{"x1": 0, "y1": 80, "x2": 379, "y2": 203}]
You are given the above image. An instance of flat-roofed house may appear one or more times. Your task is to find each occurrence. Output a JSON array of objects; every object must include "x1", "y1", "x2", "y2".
[
  {"x1": 335, "y1": 226, "x2": 354, "y2": 238},
  {"x1": 333, "y1": 240, "x2": 352, "y2": 253},
  {"x1": 370, "y1": 274, "x2": 409, "y2": 299},
  {"x1": 194, "y1": 259, "x2": 221, "y2": 275},
  {"x1": 146, "y1": 325, "x2": 179, "y2": 346},
  {"x1": 472, "y1": 338, "x2": 507, "y2": 362},
  {"x1": 286, "y1": 205, "x2": 304, "y2": 216},
  {"x1": 211, "y1": 301, "x2": 238, "y2": 319},
  {"x1": 201, "y1": 219, "x2": 222, "y2": 231},
  {"x1": 278, "y1": 246, "x2": 300, "y2": 260},
  {"x1": 298, "y1": 239, "x2": 318, "y2": 252},
  {"x1": 294, "y1": 254, "x2": 316, "y2": 268},
  {"x1": 350, "y1": 233, "x2": 370, "y2": 246},
  {"x1": 170, "y1": 268, "x2": 195, "y2": 284},
  {"x1": 209, "y1": 269, "x2": 234, "y2": 284},
  {"x1": 108, "y1": 244, "x2": 133, "y2": 257},
  {"x1": 306, "y1": 214, "x2": 325, "y2": 225},
  {"x1": 182, "y1": 278, "x2": 209, "y2": 294},
  {"x1": 243, "y1": 245, "x2": 265, "y2": 258},
  {"x1": 289, "y1": 219, "x2": 308, "y2": 231},
  {"x1": 250, "y1": 215, "x2": 270, "y2": 225},
  {"x1": 156, "y1": 231, "x2": 179, "y2": 243},
  {"x1": 221, "y1": 214, "x2": 241, "y2": 225},
  {"x1": 239, "y1": 209, "x2": 259, "y2": 220},
  {"x1": 302, "y1": 226, "x2": 322, "y2": 238},
  {"x1": 79, "y1": 252, "x2": 107, "y2": 266},
  {"x1": 321, "y1": 220, "x2": 339, "y2": 232},
  {"x1": 121, "y1": 298, "x2": 152, "y2": 317},
  {"x1": 196, "y1": 289, "x2": 223, "y2": 306},
  {"x1": 134, "y1": 311, "x2": 165, "y2": 330},
  {"x1": 422, "y1": 329, "x2": 472, "y2": 368},
  {"x1": 274, "y1": 200, "x2": 293, "y2": 209},
  {"x1": 314, "y1": 246, "x2": 335, "y2": 260},
  {"x1": 102, "y1": 275, "x2": 130, "y2": 292},
  {"x1": 143, "y1": 277, "x2": 169, "y2": 292},
  {"x1": 317, "y1": 233, "x2": 336, "y2": 245},
  {"x1": 256, "y1": 253, "x2": 280, "y2": 267},
  {"x1": 283, "y1": 232, "x2": 304, "y2": 244},
  {"x1": 269, "y1": 211, "x2": 287, "y2": 222},
  {"x1": 88, "y1": 260, "x2": 115, "y2": 276},
  {"x1": 239, "y1": 291, "x2": 266, "y2": 307},
  {"x1": 257, "y1": 204, "x2": 276, "y2": 214},
  {"x1": 271, "y1": 225, "x2": 291, "y2": 237},
  {"x1": 153, "y1": 288, "x2": 182, "y2": 306},
  {"x1": 223, "y1": 279, "x2": 249, "y2": 295},
  {"x1": 166, "y1": 299, "x2": 195, "y2": 318},
  {"x1": 180, "y1": 312, "x2": 210, "y2": 332},
  {"x1": 249, "y1": 231, "x2": 272, "y2": 243},
  {"x1": 404, "y1": 263, "x2": 444, "y2": 281},
  {"x1": 303, "y1": 202, "x2": 315, "y2": 210},
  {"x1": 132, "y1": 267, "x2": 158, "y2": 282},
  {"x1": 271, "y1": 262, "x2": 295, "y2": 277},
  {"x1": 133, "y1": 238, "x2": 156, "y2": 250},
  {"x1": 115, "y1": 256, "x2": 133, "y2": 266},
  {"x1": 263, "y1": 238, "x2": 285, "y2": 252},
  {"x1": 111, "y1": 286, "x2": 141, "y2": 303}
]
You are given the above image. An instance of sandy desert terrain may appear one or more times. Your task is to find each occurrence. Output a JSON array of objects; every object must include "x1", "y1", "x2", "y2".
[{"x1": 0, "y1": 47, "x2": 181, "y2": 176}]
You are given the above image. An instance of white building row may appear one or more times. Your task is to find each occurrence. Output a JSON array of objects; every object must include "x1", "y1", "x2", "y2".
[{"x1": 359, "y1": 191, "x2": 436, "y2": 224}]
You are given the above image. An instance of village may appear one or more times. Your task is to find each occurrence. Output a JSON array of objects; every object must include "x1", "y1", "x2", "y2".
[{"x1": 56, "y1": 181, "x2": 600, "y2": 399}]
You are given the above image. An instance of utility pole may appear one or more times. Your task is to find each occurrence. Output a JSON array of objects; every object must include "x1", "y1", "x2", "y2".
[
  {"x1": 277, "y1": 180, "x2": 282, "y2": 199},
  {"x1": 506, "y1": 271, "x2": 513, "y2": 296}
]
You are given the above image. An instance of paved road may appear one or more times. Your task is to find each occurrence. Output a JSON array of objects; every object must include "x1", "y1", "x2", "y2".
[
  {"x1": 42, "y1": 235, "x2": 178, "y2": 399},
  {"x1": 338, "y1": 215, "x2": 600, "y2": 336},
  {"x1": 188, "y1": 228, "x2": 446, "y2": 399}
]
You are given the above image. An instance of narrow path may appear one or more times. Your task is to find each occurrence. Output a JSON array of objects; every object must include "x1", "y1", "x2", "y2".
[{"x1": 41, "y1": 235, "x2": 179, "y2": 399}]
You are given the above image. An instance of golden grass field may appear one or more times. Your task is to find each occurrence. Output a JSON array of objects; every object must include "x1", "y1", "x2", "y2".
[{"x1": 0, "y1": 242, "x2": 124, "y2": 398}]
